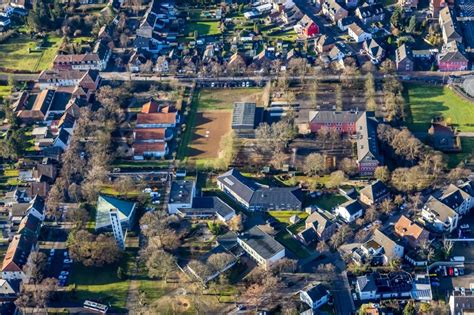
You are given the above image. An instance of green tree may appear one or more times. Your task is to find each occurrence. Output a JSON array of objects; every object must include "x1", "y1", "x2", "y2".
[
  {"x1": 407, "y1": 16, "x2": 417, "y2": 34},
  {"x1": 403, "y1": 300, "x2": 416, "y2": 315},
  {"x1": 390, "y1": 7, "x2": 403, "y2": 29}
]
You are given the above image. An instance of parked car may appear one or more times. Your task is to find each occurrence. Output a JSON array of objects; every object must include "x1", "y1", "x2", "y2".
[
  {"x1": 64, "y1": 259, "x2": 73, "y2": 264},
  {"x1": 454, "y1": 268, "x2": 459, "y2": 277},
  {"x1": 459, "y1": 268, "x2": 465, "y2": 276},
  {"x1": 449, "y1": 267, "x2": 454, "y2": 276}
]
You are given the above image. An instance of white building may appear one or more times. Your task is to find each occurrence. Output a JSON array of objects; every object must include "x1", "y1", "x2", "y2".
[
  {"x1": 335, "y1": 199, "x2": 364, "y2": 223},
  {"x1": 168, "y1": 180, "x2": 196, "y2": 214},
  {"x1": 237, "y1": 226, "x2": 285, "y2": 270}
]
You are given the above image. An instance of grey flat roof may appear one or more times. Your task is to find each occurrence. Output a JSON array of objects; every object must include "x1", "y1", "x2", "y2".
[
  {"x1": 169, "y1": 180, "x2": 194, "y2": 204},
  {"x1": 232, "y1": 102, "x2": 256, "y2": 128},
  {"x1": 238, "y1": 226, "x2": 285, "y2": 259}
]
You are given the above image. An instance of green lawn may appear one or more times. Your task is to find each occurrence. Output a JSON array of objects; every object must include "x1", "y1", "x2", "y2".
[
  {"x1": 184, "y1": 21, "x2": 221, "y2": 37},
  {"x1": 311, "y1": 194, "x2": 347, "y2": 211},
  {"x1": 197, "y1": 88, "x2": 264, "y2": 112},
  {"x1": 137, "y1": 280, "x2": 171, "y2": 305},
  {"x1": 0, "y1": 85, "x2": 11, "y2": 99},
  {"x1": 67, "y1": 263, "x2": 130, "y2": 311},
  {"x1": 100, "y1": 185, "x2": 141, "y2": 198},
  {"x1": 0, "y1": 34, "x2": 62, "y2": 72},
  {"x1": 444, "y1": 137, "x2": 474, "y2": 167},
  {"x1": 275, "y1": 231, "x2": 311, "y2": 259},
  {"x1": 405, "y1": 83, "x2": 474, "y2": 132},
  {"x1": 111, "y1": 160, "x2": 170, "y2": 169},
  {"x1": 268, "y1": 210, "x2": 308, "y2": 224}
]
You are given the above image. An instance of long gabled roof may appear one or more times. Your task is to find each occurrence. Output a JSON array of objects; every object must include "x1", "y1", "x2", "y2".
[{"x1": 356, "y1": 112, "x2": 381, "y2": 163}]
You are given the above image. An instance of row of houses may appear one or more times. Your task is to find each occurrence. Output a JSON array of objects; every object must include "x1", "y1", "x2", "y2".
[{"x1": 132, "y1": 99, "x2": 179, "y2": 160}]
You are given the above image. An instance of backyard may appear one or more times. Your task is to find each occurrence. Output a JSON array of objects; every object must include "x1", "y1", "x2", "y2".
[
  {"x1": 0, "y1": 34, "x2": 62, "y2": 72},
  {"x1": 184, "y1": 21, "x2": 221, "y2": 37}
]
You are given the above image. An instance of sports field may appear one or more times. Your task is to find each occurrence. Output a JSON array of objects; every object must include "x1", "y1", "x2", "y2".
[
  {"x1": 178, "y1": 88, "x2": 263, "y2": 161},
  {"x1": 188, "y1": 111, "x2": 232, "y2": 158}
]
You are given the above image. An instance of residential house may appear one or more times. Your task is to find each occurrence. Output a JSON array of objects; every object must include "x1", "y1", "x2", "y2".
[
  {"x1": 16, "y1": 89, "x2": 55, "y2": 122},
  {"x1": 53, "y1": 39, "x2": 111, "y2": 71},
  {"x1": 132, "y1": 142, "x2": 168, "y2": 159},
  {"x1": 362, "y1": 229, "x2": 404, "y2": 264},
  {"x1": 177, "y1": 196, "x2": 236, "y2": 222},
  {"x1": 217, "y1": 169, "x2": 303, "y2": 211},
  {"x1": 237, "y1": 226, "x2": 285, "y2": 270},
  {"x1": 355, "y1": 4, "x2": 385, "y2": 25},
  {"x1": 37, "y1": 69, "x2": 100, "y2": 91},
  {"x1": 0, "y1": 279, "x2": 19, "y2": 302},
  {"x1": 398, "y1": 0, "x2": 418, "y2": 9},
  {"x1": 25, "y1": 195, "x2": 45, "y2": 221},
  {"x1": 430, "y1": 0, "x2": 446, "y2": 18},
  {"x1": 154, "y1": 55, "x2": 170, "y2": 74},
  {"x1": 428, "y1": 119, "x2": 461, "y2": 152},
  {"x1": 394, "y1": 215, "x2": 429, "y2": 248},
  {"x1": 308, "y1": 110, "x2": 363, "y2": 134},
  {"x1": 348, "y1": 23, "x2": 372, "y2": 43},
  {"x1": 438, "y1": 7, "x2": 463, "y2": 45},
  {"x1": 356, "y1": 112, "x2": 382, "y2": 176},
  {"x1": 53, "y1": 128, "x2": 72, "y2": 150},
  {"x1": 128, "y1": 51, "x2": 147, "y2": 73},
  {"x1": 328, "y1": 43, "x2": 351, "y2": 66},
  {"x1": 338, "y1": 16, "x2": 356, "y2": 31},
  {"x1": 1, "y1": 212, "x2": 41, "y2": 281},
  {"x1": 304, "y1": 210, "x2": 337, "y2": 241},
  {"x1": 168, "y1": 180, "x2": 196, "y2": 214},
  {"x1": 412, "y1": 274, "x2": 433, "y2": 301},
  {"x1": 136, "y1": 100, "x2": 179, "y2": 129},
  {"x1": 421, "y1": 196, "x2": 459, "y2": 232},
  {"x1": 356, "y1": 272, "x2": 413, "y2": 300},
  {"x1": 363, "y1": 39, "x2": 385, "y2": 64},
  {"x1": 395, "y1": 44, "x2": 414, "y2": 71},
  {"x1": 438, "y1": 41, "x2": 469, "y2": 72},
  {"x1": 294, "y1": 15, "x2": 319, "y2": 38},
  {"x1": 440, "y1": 182, "x2": 474, "y2": 215},
  {"x1": 95, "y1": 195, "x2": 137, "y2": 231},
  {"x1": 322, "y1": 0, "x2": 348, "y2": 23},
  {"x1": 0, "y1": 15, "x2": 10, "y2": 31},
  {"x1": 315, "y1": 35, "x2": 336, "y2": 53},
  {"x1": 359, "y1": 180, "x2": 390, "y2": 206},
  {"x1": 1, "y1": 234, "x2": 34, "y2": 280},
  {"x1": 335, "y1": 199, "x2": 364, "y2": 223},
  {"x1": 299, "y1": 283, "x2": 331, "y2": 309},
  {"x1": 449, "y1": 292, "x2": 474, "y2": 315}
]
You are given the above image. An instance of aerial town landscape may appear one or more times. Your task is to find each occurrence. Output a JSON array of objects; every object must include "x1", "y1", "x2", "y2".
[{"x1": 0, "y1": 0, "x2": 474, "y2": 314}]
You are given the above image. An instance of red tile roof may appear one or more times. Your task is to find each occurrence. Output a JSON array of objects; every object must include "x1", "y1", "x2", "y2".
[
  {"x1": 134, "y1": 128, "x2": 166, "y2": 141},
  {"x1": 132, "y1": 142, "x2": 166, "y2": 155},
  {"x1": 136, "y1": 112, "x2": 177, "y2": 125}
]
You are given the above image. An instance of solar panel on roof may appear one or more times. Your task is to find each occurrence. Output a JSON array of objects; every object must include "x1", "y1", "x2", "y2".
[{"x1": 224, "y1": 178, "x2": 234, "y2": 186}]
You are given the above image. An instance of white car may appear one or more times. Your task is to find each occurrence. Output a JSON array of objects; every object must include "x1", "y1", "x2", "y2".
[
  {"x1": 461, "y1": 224, "x2": 470, "y2": 229},
  {"x1": 60, "y1": 271, "x2": 69, "y2": 276},
  {"x1": 63, "y1": 259, "x2": 73, "y2": 264},
  {"x1": 454, "y1": 268, "x2": 459, "y2": 277},
  {"x1": 58, "y1": 275, "x2": 67, "y2": 280}
]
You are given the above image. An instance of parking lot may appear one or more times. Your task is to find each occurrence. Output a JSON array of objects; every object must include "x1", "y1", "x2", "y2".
[{"x1": 41, "y1": 248, "x2": 72, "y2": 287}]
